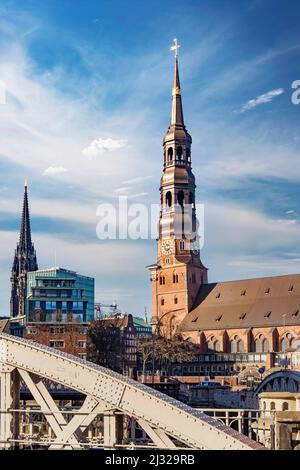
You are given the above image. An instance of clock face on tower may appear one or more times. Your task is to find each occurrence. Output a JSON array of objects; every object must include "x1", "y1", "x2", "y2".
[{"x1": 161, "y1": 239, "x2": 173, "y2": 255}]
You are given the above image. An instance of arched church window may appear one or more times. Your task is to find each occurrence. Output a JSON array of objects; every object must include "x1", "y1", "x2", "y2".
[
  {"x1": 168, "y1": 147, "x2": 173, "y2": 161},
  {"x1": 179, "y1": 240, "x2": 185, "y2": 250},
  {"x1": 255, "y1": 334, "x2": 269, "y2": 353},
  {"x1": 166, "y1": 191, "x2": 172, "y2": 208},
  {"x1": 186, "y1": 148, "x2": 191, "y2": 161},
  {"x1": 161, "y1": 298, "x2": 165, "y2": 306},
  {"x1": 281, "y1": 336, "x2": 289, "y2": 352},
  {"x1": 177, "y1": 146, "x2": 183, "y2": 160},
  {"x1": 174, "y1": 297, "x2": 178, "y2": 305},
  {"x1": 231, "y1": 335, "x2": 244, "y2": 353},
  {"x1": 262, "y1": 337, "x2": 269, "y2": 353},
  {"x1": 177, "y1": 191, "x2": 184, "y2": 207},
  {"x1": 282, "y1": 402, "x2": 289, "y2": 411}
]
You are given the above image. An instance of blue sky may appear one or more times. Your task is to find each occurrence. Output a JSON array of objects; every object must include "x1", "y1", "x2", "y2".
[{"x1": 0, "y1": 0, "x2": 299, "y2": 317}]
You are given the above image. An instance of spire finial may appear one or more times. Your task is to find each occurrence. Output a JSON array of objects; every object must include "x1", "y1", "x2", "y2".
[
  {"x1": 24, "y1": 178, "x2": 28, "y2": 189},
  {"x1": 170, "y1": 38, "x2": 181, "y2": 59}
]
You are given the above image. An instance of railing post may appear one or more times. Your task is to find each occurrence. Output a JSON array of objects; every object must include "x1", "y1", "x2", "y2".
[
  {"x1": 0, "y1": 365, "x2": 20, "y2": 449},
  {"x1": 103, "y1": 411, "x2": 123, "y2": 449}
]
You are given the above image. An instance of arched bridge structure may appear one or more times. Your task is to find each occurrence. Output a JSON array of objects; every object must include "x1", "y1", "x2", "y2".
[
  {"x1": 0, "y1": 333, "x2": 263, "y2": 450},
  {"x1": 255, "y1": 369, "x2": 300, "y2": 395}
]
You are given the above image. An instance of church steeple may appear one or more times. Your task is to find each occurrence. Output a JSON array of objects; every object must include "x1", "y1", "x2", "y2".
[
  {"x1": 10, "y1": 181, "x2": 38, "y2": 317},
  {"x1": 170, "y1": 41, "x2": 184, "y2": 128},
  {"x1": 149, "y1": 39, "x2": 208, "y2": 338},
  {"x1": 19, "y1": 180, "x2": 33, "y2": 253}
]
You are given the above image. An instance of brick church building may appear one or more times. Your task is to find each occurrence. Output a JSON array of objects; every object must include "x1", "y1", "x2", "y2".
[{"x1": 149, "y1": 40, "x2": 300, "y2": 374}]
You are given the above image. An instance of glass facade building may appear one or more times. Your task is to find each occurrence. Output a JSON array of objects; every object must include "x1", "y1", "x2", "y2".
[{"x1": 26, "y1": 268, "x2": 94, "y2": 323}]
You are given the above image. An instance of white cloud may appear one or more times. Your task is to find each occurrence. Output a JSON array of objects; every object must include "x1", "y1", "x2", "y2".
[
  {"x1": 114, "y1": 187, "x2": 131, "y2": 195},
  {"x1": 241, "y1": 88, "x2": 284, "y2": 112},
  {"x1": 122, "y1": 175, "x2": 153, "y2": 185},
  {"x1": 82, "y1": 137, "x2": 127, "y2": 159},
  {"x1": 43, "y1": 166, "x2": 68, "y2": 176}
]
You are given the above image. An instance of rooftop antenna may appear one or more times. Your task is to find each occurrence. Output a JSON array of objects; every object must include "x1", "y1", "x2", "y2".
[{"x1": 145, "y1": 306, "x2": 148, "y2": 323}]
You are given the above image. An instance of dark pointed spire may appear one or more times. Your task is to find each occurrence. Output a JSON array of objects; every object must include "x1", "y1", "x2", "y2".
[
  {"x1": 10, "y1": 181, "x2": 38, "y2": 317},
  {"x1": 19, "y1": 179, "x2": 32, "y2": 252}
]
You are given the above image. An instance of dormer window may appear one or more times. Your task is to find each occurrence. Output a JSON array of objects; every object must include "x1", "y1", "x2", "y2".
[
  {"x1": 191, "y1": 317, "x2": 198, "y2": 323},
  {"x1": 264, "y1": 311, "x2": 272, "y2": 318},
  {"x1": 241, "y1": 290, "x2": 246, "y2": 296},
  {"x1": 265, "y1": 288, "x2": 270, "y2": 294},
  {"x1": 239, "y1": 313, "x2": 247, "y2": 320},
  {"x1": 216, "y1": 293, "x2": 221, "y2": 299},
  {"x1": 292, "y1": 309, "x2": 299, "y2": 317},
  {"x1": 288, "y1": 285, "x2": 294, "y2": 292},
  {"x1": 215, "y1": 315, "x2": 222, "y2": 322}
]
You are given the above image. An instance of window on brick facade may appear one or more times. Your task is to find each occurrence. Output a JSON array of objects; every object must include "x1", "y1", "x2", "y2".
[
  {"x1": 179, "y1": 240, "x2": 185, "y2": 250},
  {"x1": 49, "y1": 340, "x2": 64, "y2": 348},
  {"x1": 161, "y1": 299, "x2": 165, "y2": 306},
  {"x1": 230, "y1": 335, "x2": 244, "y2": 353},
  {"x1": 78, "y1": 340, "x2": 86, "y2": 348},
  {"x1": 174, "y1": 297, "x2": 178, "y2": 305}
]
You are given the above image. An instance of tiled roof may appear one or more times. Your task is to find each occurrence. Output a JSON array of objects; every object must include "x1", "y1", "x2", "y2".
[{"x1": 178, "y1": 274, "x2": 300, "y2": 332}]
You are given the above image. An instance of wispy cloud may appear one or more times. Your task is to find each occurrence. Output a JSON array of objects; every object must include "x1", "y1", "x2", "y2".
[
  {"x1": 240, "y1": 88, "x2": 284, "y2": 113},
  {"x1": 43, "y1": 166, "x2": 68, "y2": 176},
  {"x1": 82, "y1": 138, "x2": 127, "y2": 159},
  {"x1": 122, "y1": 175, "x2": 153, "y2": 185}
]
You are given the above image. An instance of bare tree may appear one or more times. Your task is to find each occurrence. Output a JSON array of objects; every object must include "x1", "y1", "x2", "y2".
[
  {"x1": 136, "y1": 336, "x2": 154, "y2": 380},
  {"x1": 87, "y1": 320, "x2": 126, "y2": 374},
  {"x1": 137, "y1": 334, "x2": 198, "y2": 377}
]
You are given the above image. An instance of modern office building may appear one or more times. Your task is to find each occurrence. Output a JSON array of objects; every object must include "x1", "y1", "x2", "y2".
[
  {"x1": 26, "y1": 267, "x2": 94, "y2": 323},
  {"x1": 25, "y1": 267, "x2": 94, "y2": 358}
]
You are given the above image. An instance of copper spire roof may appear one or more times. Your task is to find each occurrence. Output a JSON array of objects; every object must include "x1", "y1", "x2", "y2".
[
  {"x1": 164, "y1": 39, "x2": 191, "y2": 144},
  {"x1": 170, "y1": 55, "x2": 185, "y2": 128}
]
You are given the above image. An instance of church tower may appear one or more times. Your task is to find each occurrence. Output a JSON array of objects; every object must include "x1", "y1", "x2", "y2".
[
  {"x1": 10, "y1": 181, "x2": 38, "y2": 317},
  {"x1": 149, "y1": 40, "x2": 207, "y2": 337}
]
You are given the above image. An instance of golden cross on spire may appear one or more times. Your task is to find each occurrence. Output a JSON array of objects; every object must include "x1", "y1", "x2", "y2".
[{"x1": 170, "y1": 38, "x2": 181, "y2": 58}]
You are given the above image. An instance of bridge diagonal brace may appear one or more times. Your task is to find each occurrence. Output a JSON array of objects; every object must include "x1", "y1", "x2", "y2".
[
  {"x1": 18, "y1": 369, "x2": 82, "y2": 449},
  {"x1": 49, "y1": 397, "x2": 110, "y2": 450},
  {"x1": 137, "y1": 418, "x2": 178, "y2": 449}
]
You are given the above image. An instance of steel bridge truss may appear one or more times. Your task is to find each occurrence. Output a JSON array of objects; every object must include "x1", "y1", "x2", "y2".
[{"x1": 0, "y1": 333, "x2": 263, "y2": 450}]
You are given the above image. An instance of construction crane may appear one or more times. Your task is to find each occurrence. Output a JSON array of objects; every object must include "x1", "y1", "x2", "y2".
[{"x1": 94, "y1": 302, "x2": 119, "y2": 319}]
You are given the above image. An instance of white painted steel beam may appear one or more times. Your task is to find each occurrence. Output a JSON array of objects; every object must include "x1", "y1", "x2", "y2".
[{"x1": 0, "y1": 334, "x2": 264, "y2": 450}]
